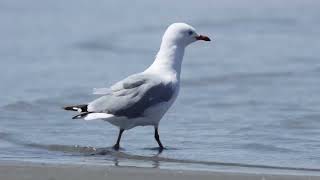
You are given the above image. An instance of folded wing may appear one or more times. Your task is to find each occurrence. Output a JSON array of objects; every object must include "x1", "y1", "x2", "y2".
[{"x1": 88, "y1": 73, "x2": 174, "y2": 119}]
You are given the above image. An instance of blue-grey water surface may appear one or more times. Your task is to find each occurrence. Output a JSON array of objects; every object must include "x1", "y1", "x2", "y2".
[{"x1": 1, "y1": 0, "x2": 320, "y2": 173}]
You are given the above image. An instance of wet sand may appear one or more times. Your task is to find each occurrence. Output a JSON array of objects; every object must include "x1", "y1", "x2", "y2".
[{"x1": 0, "y1": 160, "x2": 319, "y2": 180}]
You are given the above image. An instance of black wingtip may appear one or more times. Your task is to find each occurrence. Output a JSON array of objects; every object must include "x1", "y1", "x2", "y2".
[
  {"x1": 63, "y1": 104, "x2": 88, "y2": 112},
  {"x1": 63, "y1": 106, "x2": 74, "y2": 111},
  {"x1": 72, "y1": 112, "x2": 91, "y2": 119},
  {"x1": 72, "y1": 114, "x2": 82, "y2": 119}
]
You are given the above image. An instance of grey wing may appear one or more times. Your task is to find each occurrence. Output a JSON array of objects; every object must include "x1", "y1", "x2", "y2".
[
  {"x1": 92, "y1": 74, "x2": 146, "y2": 95},
  {"x1": 87, "y1": 74, "x2": 174, "y2": 118}
]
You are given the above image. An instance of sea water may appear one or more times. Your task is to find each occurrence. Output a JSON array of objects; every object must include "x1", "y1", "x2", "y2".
[{"x1": 1, "y1": 0, "x2": 320, "y2": 173}]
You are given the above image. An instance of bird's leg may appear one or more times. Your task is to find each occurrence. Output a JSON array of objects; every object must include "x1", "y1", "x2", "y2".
[
  {"x1": 154, "y1": 127, "x2": 164, "y2": 151},
  {"x1": 113, "y1": 129, "x2": 124, "y2": 150}
]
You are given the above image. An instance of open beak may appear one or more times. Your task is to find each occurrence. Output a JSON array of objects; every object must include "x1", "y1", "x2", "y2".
[{"x1": 196, "y1": 35, "x2": 211, "y2": 41}]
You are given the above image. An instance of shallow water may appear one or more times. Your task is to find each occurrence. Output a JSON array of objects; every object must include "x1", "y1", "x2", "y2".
[{"x1": 1, "y1": 0, "x2": 320, "y2": 173}]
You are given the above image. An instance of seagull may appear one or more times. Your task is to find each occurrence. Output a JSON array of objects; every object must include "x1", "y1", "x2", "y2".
[{"x1": 63, "y1": 23, "x2": 210, "y2": 151}]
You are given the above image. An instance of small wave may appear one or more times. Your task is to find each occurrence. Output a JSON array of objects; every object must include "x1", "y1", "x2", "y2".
[
  {"x1": 74, "y1": 39, "x2": 151, "y2": 54},
  {"x1": 28, "y1": 143, "x2": 106, "y2": 155},
  {"x1": 206, "y1": 100, "x2": 260, "y2": 109},
  {"x1": 183, "y1": 71, "x2": 294, "y2": 87},
  {"x1": 1, "y1": 100, "x2": 56, "y2": 113},
  {"x1": 195, "y1": 17, "x2": 297, "y2": 30},
  {"x1": 290, "y1": 56, "x2": 319, "y2": 63},
  {"x1": 75, "y1": 39, "x2": 115, "y2": 52},
  {"x1": 242, "y1": 143, "x2": 297, "y2": 153},
  {"x1": 0, "y1": 132, "x2": 11, "y2": 139},
  {"x1": 0, "y1": 95, "x2": 83, "y2": 112},
  {"x1": 279, "y1": 115, "x2": 320, "y2": 129},
  {"x1": 314, "y1": 66, "x2": 320, "y2": 72},
  {"x1": 2, "y1": 101, "x2": 37, "y2": 111},
  {"x1": 30, "y1": 143, "x2": 320, "y2": 172},
  {"x1": 2, "y1": 131, "x2": 319, "y2": 172}
]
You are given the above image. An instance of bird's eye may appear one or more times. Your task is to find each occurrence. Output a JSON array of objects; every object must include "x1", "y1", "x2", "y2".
[{"x1": 188, "y1": 30, "x2": 193, "y2": 36}]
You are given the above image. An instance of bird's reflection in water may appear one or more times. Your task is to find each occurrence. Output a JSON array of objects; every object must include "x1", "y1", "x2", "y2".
[
  {"x1": 91, "y1": 146, "x2": 164, "y2": 168},
  {"x1": 4, "y1": 136, "x2": 315, "y2": 172},
  {"x1": 1, "y1": 134, "x2": 188, "y2": 170},
  {"x1": 7, "y1": 134, "x2": 167, "y2": 169}
]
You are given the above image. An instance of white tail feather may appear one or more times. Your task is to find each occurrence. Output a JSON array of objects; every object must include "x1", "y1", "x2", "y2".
[{"x1": 84, "y1": 113, "x2": 114, "y2": 121}]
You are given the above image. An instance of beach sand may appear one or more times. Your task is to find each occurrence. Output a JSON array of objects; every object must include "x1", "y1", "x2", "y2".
[{"x1": 0, "y1": 160, "x2": 319, "y2": 180}]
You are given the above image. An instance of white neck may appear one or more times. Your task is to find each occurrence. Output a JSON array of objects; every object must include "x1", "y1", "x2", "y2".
[{"x1": 145, "y1": 41, "x2": 185, "y2": 81}]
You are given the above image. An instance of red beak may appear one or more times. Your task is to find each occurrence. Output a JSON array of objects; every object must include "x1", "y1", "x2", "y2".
[{"x1": 196, "y1": 35, "x2": 211, "y2": 41}]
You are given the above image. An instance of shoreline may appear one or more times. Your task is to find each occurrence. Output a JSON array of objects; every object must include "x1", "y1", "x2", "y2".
[{"x1": 0, "y1": 160, "x2": 319, "y2": 180}]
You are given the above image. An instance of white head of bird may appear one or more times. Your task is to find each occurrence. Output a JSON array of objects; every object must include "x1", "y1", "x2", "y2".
[
  {"x1": 161, "y1": 23, "x2": 210, "y2": 48},
  {"x1": 146, "y1": 22, "x2": 211, "y2": 78}
]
